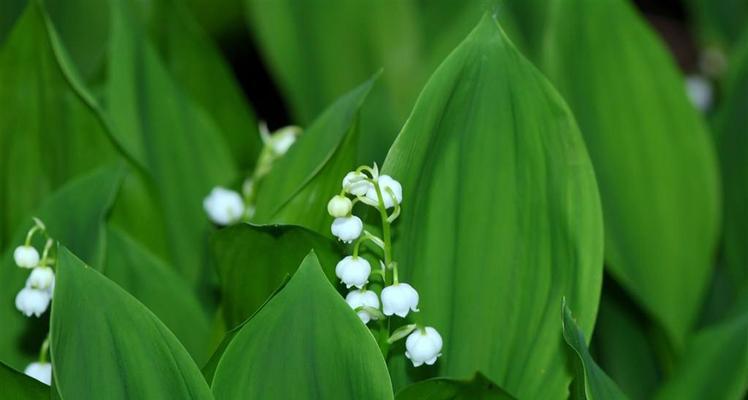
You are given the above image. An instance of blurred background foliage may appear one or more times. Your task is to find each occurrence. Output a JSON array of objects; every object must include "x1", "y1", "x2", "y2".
[{"x1": 0, "y1": 0, "x2": 747, "y2": 398}]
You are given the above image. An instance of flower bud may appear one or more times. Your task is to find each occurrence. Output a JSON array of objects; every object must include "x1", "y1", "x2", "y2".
[
  {"x1": 381, "y1": 283, "x2": 419, "y2": 317},
  {"x1": 345, "y1": 289, "x2": 380, "y2": 324},
  {"x1": 15, "y1": 287, "x2": 51, "y2": 317},
  {"x1": 203, "y1": 187, "x2": 245, "y2": 225},
  {"x1": 24, "y1": 362, "x2": 52, "y2": 385},
  {"x1": 269, "y1": 126, "x2": 301, "y2": 155},
  {"x1": 331, "y1": 216, "x2": 363, "y2": 243},
  {"x1": 366, "y1": 175, "x2": 402, "y2": 209},
  {"x1": 327, "y1": 195, "x2": 352, "y2": 218},
  {"x1": 342, "y1": 171, "x2": 373, "y2": 196},
  {"x1": 335, "y1": 256, "x2": 371, "y2": 289},
  {"x1": 13, "y1": 245, "x2": 39, "y2": 268},
  {"x1": 27, "y1": 267, "x2": 55, "y2": 291},
  {"x1": 405, "y1": 327, "x2": 443, "y2": 367}
]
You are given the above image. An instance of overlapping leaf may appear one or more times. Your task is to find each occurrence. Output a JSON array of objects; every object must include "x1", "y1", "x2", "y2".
[
  {"x1": 542, "y1": 0, "x2": 720, "y2": 347},
  {"x1": 210, "y1": 252, "x2": 393, "y2": 399},
  {"x1": 0, "y1": 360, "x2": 48, "y2": 399},
  {"x1": 252, "y1": 77, "x2": 374, "y2": 234},
  {"x1": 396, "y1": 373, "x2": 516, "y2": 400},
  {"x1": 0, "y1": 166, "x2": 122, "y2": 370},
  {"x1": 382, "y1": 15, "x2": 603, "y2": 399},
  {"x1": 211, "y1": 223, "x2": 339, "y2": 329},
  {"x1": 0, "y1": 1, "x2": 116, "y2": 251},
  {"x1": 51, "y1": 247, "x2": 213, "y2": 399}
]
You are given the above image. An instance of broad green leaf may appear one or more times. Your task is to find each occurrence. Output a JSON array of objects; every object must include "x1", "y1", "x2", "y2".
[
  {"x1": 542, "y1": 0, "x2": 720, "y2": 347},
  {"x1": 103, "y1": 226, "x2": 212, "y2": 364},
  {"x1": 106, "y1": 0, "x2": 236, "y2": 285},
  {"x1": 684, "y1": 0, "x2": 748, "y2": 49},
  {"x1": 211, "y1": 223, "x2": 339, "y2": 329},
  {"x1": 590, "y1": 292, "x2": 660, "y2": 400},
  {"x1": 0, "y1": 166, "x2": 122, "y2": 370},
  {"x1": 252, "y1": 77, "x2": 374, "y2": 233},
  {"x1": 149, "y1": 0, "x2": 262, "y2": 170},
  {"x1": 0, "y1": 0, "x2": 25, "y2": 44},
  {"x1": 382, "y1": 15, "x2": 603, "y2": 399},
  {"x1": 0, "y1": 1, "x2": 116, "y2": 251},
  {"x1": 51, "y1": 247, "x2": 213, "y2": 399},
  {"x1": 714, "y1": 35, "x2": 748, "y2": 293},
  {"x1": 654, "y1": 310, "x2": 748, "y2": 400},
  {"x1": 395, "y1": 373, "x2": 516, "y2": 400},
  {"x1": 0, "y1": 360, "x2": 48, "y2": 399},
  {"x1": 562, "y1": 300, "x2": 629, "y2": 400},
  {"x1": 210, "y1": 252, "x2": 393, "y2": 399}
]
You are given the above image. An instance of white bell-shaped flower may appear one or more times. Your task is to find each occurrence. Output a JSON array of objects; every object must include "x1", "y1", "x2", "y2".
[
  {"x1": 269, "y1": 126, "x2": 300, "y2": 155},
  {"x1": 381, "y1": 282, "x2": 419, "y2": 317},
  {"x1": 15, "y1": 287, "x2": 51, "y2": 317},
  {"x1": 27, "y1": 267, "x2": 55, "y2": 291},
  {"x1": 13, "y1": 245, "x2": 40, "y2": 268},
  {"x1": 685, "y1": 75, "x2": 713, "y2": 111},
  {"x1": 366, "y1": 175, "x2": 402, "y2": 209},
  {"x1": 345, "y1": 289, "x2": 380, "y2": 324},
  {"x1": 335, "y1": 256, "x2": 371, "y2": 289},
  {"x1": 405, "y1": 327, "x2": 443, "y2": 367},
  {"x1": 203, "y1": 187, "x2": 245, "y2": 225},
  {"x1": 331, "y1": 216, "x2": 363, "y2": 243},
  {"x1": 327, "y1": 195, "x2": 352, "y2": 218},
  {"x1": 342, "y1": 171, "x2": 373, "y2": 196},
  {"x1": 24, "y1": 362, "x2": 52, "y2": 385}
]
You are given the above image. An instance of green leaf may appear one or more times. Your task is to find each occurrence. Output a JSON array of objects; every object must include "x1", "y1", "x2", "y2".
[
  {"x1": 211, "y1": 223, "x2": 339, "y2": 329},
  {"x1": 0, "y1": 0, "x2": 25, "y2": 44},
  {"x1": 654, "y1": 311, "x2": 748, "y2": 400},
  {"x1": 0, "y1": 360, "x2": 48, "y2": 399},
  {"x1": 210, "y1": 252, "x2": 393, "y2": 399},
  {"x1": 382, "y1": 14, "x2": 603, "y2": 398},
  {"x1": 51, "y1": 247, "x2": 213, "y2": 399},
  {"x1": 0, "y1": 1, "x2": 116, "y2": 251},
  {"x1": 541, "y1": 0, "x2": 720, "y2": 347},
  {"x1": 714, "y1": 34, "x2": 748, "y2": 293},
  {"x1": 103, "y1": 226, "x2": 212, "y2": 365},
  {"x1": 105, "y1": 0, "x2": 237, "y2": 285},
  {"x1": 252, "y1": 77, "x2": 374, "y2": 233},
  {"x1": 684, "y1": 0, "x2": 748, "y2": 48},
  {"x1": 562, "y1": 300, "x2": 629, "y2": 400},
  {"x1": 149, "y1": 0, "x2": 262, "y2": 170},
  {"x1": 395, "y1": 373, "x2": 516, "y2": 400},
  {"x1": 0, "y1": 165, "x2": 122, "y2": 370}
]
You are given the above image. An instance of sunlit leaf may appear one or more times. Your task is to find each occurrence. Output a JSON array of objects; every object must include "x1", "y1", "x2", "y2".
[
  {"x1": 210, "y1": 252, "x2": 393, "y2": 399},
  {"x1": 383, "y1": 14, "x2": 603, "y2": 398}
]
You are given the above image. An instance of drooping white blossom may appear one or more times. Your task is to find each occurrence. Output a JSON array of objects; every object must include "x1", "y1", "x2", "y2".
[
  {"x1": 335, "y1": 256, "x2": 371, "y2": 289},
  {"x1": 269, "y1": 126, "x2": 301, "y2": 156},
  {"x1": 327, "y1": 195, "x2": 352, "y2": 218},
  {"x1": 366, "y1": 175, "x2": 402, "y2": 209},
  {"x1": 27, "y1": 267, "x2": 55, "y2": 291},
  {"x1": 405, "y1": 327, "x2": 443, "y2": 367},
  {"x1": 342, "y1": 171, "x2": 373, "y2": 196},
  {"x1": 203, "y1": 187, "x2": 245, "y2": 225},
  {"x1": 15, "y1": 287, "x2": 51, "y2": 317},
  {"x1": 13, "y1": 245, "x2": 39, "y2": 269},
  {"x1": 381, "y1": 283, "x2": 419, "y2": 317},
  {"x1": 24, "y1": 362, "x2": 52, "y2": 385},
  {"x1": 685, "y1": 75, "x2": 713, "y2": 111},
  {"x1": 331, "y1": 216, "x2": 363, "y2": 243},
  {"x1": 345, "y1": 289, "x2": 380, "y2": 324}
]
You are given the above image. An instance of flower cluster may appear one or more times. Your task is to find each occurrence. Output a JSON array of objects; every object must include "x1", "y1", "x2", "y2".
[
  {"x1": 327, "y1": 165, "x2": 442, "y2": 367},
  {"x1": 204, "y1": 123, "x2": 301, "y2": 226},
  {"x1": 12, "y1": 218, "x2": 54, "y2": 385}
]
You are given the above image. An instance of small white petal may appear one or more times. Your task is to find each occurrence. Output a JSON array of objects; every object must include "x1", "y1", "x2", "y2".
[
  {"x1": 381, "y1": 283, "x2": 419, "y2": 317},
  {"x1": 270, "y1": 127, "x2": 300, "y2": 155},
  {"x1": 405, "y1": 327, "x2": 443, "y2": 367},
  {"x1": 27, "y1": 267, "x2": 55, "y2": 290},
  {"x1": 330, "y1": 216, "x2": 363, "y2": 243},
  {"x1": 203, "y1": 187, "x2": 245, "y2": 225},
  {"x1": 327, "y1": 195, "x2": 352, "y2": 218},
  {"x1": 15, "y1": 288, "x2": 51, "y2": 317},
  {"x1": 13, "y1": 246, "x2": 40, "y2": 268},
  {"x1": 336, "y1": 256, "x2": 371, "y2": 289},
  {"x1": 24, "y1": 362, "x2": 51, "y2": 385},
  {"x1": 365, "y1": 175, "x2": 402, "y2": 209},
  {"x1": 685, "y1": 75, "x2": 713, "y2": 111},
  {"x1": 345, "y1": 289, "x2": 380, "y2": 324},
  {"x1": 342, "y1": 171, "x2": 373, "y2": 196}
]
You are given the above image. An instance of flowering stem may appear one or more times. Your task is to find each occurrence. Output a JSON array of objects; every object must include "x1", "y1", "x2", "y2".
[
  {"x1": 372, "y1": 182, "x2": 395, "y2": 285},
  {"x1": 39, "y1": 335, "x2": 50, "y2": 363}
]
